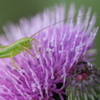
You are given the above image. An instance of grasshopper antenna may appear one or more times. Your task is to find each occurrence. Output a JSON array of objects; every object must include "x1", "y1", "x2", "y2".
[
  {"x1": 30, "y1": 14, "x2": 91, "y2": 38},
  {"x1": 30, "y1": 19, "x2": 64, "y2": 38}
]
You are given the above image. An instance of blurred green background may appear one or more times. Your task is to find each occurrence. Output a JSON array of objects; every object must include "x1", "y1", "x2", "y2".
[{"x1": 0, "y1": 0, "x2": 100, "y2": 67}]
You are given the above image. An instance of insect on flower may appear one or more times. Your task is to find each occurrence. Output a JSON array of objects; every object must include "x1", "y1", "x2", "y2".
[
  {"x1": 0, "y1": 4, "x2": 99, "y2": 100},
  {"x1": 0, "y1": 19, "x2": 67, "y2": 69},
  {"x1": 0, "y1": 15, "x2": 90, "y2": 69}
]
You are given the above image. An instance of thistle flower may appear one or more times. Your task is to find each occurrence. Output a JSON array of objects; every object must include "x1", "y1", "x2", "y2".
[{"x1": 0, "y1": 3, "x2": 99, "y2": 100}]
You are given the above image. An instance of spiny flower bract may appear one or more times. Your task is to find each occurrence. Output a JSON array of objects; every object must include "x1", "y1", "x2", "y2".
[
  {"x1": 66, "y1": 62, "x2": 100, "y2": 100},
  {"x1": 0, "y1": 3, "x2": 99, "y2": 100}
]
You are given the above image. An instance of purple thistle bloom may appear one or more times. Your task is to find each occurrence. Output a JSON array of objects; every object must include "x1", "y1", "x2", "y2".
[{"x1": 0, "y1": 3, "x2": 99, "y2": 100}]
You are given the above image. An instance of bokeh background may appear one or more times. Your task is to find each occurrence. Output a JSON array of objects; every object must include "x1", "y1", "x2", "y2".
[{"x1": 0, "y1": 0, "x2": 100, "y2": 67}]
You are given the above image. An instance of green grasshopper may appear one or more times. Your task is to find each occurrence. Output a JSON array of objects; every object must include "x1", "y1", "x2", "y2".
[
  {"x1": 0, "y1": 15, "x2": 89, "y2": 69},
  {"x1": 0, "y1": 19, "x2": 66, "y2": 69}
]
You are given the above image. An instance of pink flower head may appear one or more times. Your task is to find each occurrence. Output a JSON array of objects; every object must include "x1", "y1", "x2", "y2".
[{"x1": 0, "y1": 3, "x2": 99, "y2": 100}]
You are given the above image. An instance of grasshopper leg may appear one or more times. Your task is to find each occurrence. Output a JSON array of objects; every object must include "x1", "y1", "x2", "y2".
[
  {"x1": 31, "y1": 38, "x2": 41, "y2": 53},
  {"x1": 10, "y1": 52, "x2": 19, "y2": 69},
  {"x1": 21, "y1": 46, "x2": 36, "y2": 57},
  {"x1": 10, "y1": 57, "x2": 19, "y2": 69}
]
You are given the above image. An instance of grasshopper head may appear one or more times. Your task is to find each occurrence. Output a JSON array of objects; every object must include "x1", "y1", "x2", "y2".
[
  {"x1": 20, "y1": 37, "x2": 31, "y2": 49},
  {"x1": 30, "y1": 37, "x2": 38, "y2": 43}
]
